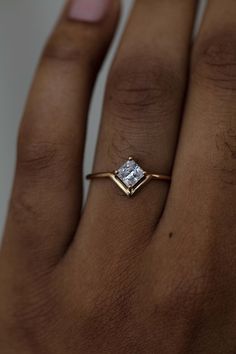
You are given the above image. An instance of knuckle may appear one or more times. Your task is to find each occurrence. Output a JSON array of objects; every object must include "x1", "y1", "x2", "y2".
[
  {"x1": 154, "y1": 249, "x2": 220, "y2": 321},
  {"x1": 79, "y1": 263, "x2": 140, "y2": 335},
  {"x1": 43, "y1": 24, "x2": 95, "y2": 65},
  {"x1": 106, "y1": 54, "x2": 181, "y2": 125},
  {"x1": 44, "y1": 27, "x2": 82, "y2": 63},
  {"x1": 17, "y1": 127, "x2": 70, "y2": 177},
  {"x1": 102, "y1": 54, "x2": 182, "y2": 165},
  {"x1": 17, "y1": 140, "x2": 60, "y2": 173},
  {"x1": 83, "y1": 284, "x2": 135, "y2": 325},
  {"x1": 156, "y1": 274, "x2": 213, "y2": 322},
  {"x1": 193, "y1": 30, "x2": 236, "y2": 91}
]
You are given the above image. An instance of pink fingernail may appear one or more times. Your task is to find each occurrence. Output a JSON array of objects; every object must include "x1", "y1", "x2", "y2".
[{"x1": 69, "y1": 0, "x2": 110, "y2": 23}]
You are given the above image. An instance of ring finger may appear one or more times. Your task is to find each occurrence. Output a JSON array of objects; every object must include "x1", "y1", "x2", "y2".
[{"x1": 76, "y1": 0, "x2": 197, "y2": 253}]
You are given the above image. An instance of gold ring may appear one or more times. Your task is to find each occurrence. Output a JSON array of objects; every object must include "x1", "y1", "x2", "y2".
[{"x1": 86, "y1": 157, "x2": 171, "y2": 197}]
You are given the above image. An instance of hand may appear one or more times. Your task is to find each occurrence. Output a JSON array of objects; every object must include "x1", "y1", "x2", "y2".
[{"x1": 1, "y1": 0, "x2": 236, "y2": 353}]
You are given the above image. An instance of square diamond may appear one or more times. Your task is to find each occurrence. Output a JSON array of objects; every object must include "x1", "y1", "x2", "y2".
[{"x1": 116, "y1": 159, "x2": 145, "y2": 188}]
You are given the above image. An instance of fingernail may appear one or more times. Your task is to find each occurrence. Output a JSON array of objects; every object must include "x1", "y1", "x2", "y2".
[{"x1": 69, "y1": 0, "x2": 110, "y2": 23}]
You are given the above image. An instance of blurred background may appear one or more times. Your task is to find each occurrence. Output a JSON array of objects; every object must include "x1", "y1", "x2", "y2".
[{"x1": 0, "y1": 0, "x2": 207, "y2": 238}]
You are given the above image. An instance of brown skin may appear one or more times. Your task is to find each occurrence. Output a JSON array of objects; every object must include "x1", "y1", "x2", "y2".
[{"x1": 1, "y1": 0, "x2": 236, "y2": 353}]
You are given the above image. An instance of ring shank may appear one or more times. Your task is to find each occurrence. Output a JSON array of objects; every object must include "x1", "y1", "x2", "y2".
[{"x1": 86, "y1": 172, "x2": 171, "y2": 182}]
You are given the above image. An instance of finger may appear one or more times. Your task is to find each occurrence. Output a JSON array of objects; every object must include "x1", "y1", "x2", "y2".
[
  {"x1": 76, "y1": 0, "x2": 196, "y2": 254},
  {"x1": 158, "y1": 1, "x2": 236, "y2": 256},
  {"x1": 2, "y1": 0, "x2": 120, "y2": 266}
]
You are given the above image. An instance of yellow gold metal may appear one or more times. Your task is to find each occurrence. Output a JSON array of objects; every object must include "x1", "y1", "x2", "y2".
[{"x1": 86, "y1": 161, "x2": 171, "y2": 197}]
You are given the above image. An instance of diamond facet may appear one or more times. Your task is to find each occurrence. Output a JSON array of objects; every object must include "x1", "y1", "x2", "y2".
[{"x1": 116, "y1": 159, "x2": 145, "y2": 188}]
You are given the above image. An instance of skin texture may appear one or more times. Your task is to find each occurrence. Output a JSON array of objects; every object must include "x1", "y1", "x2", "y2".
[{"x1": 0, "y1": 0, "x2": 236, "y2": 353}]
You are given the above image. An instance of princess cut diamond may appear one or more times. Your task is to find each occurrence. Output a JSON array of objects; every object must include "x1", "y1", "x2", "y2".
[{"x1": 116, "y1": 159, "x2": 145, "y2": 188}]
